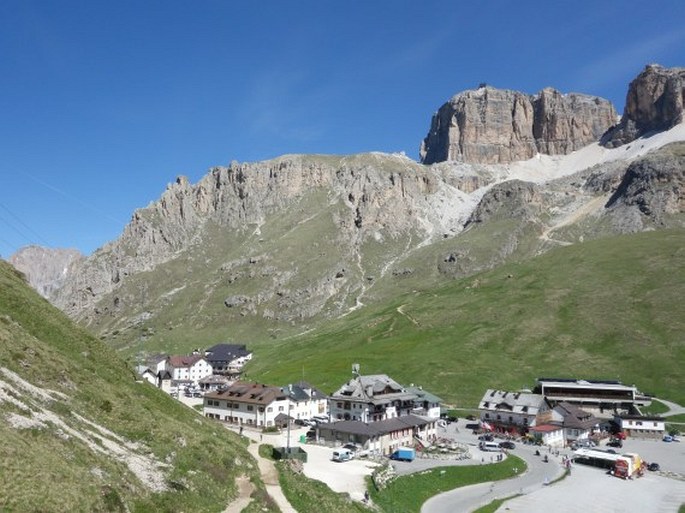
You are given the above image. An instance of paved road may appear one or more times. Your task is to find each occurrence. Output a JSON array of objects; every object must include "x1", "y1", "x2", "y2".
[
  {"x1": 422, "y1": 442, "x2": 566, "y2": 513},
  {"x1": 654, "y1": 398, "x2": 685, "y2": 418}
]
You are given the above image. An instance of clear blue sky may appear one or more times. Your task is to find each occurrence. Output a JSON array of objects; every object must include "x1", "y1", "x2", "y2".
[{"x1": 1, "y1": 1, "x2": 684, "y2": 257}]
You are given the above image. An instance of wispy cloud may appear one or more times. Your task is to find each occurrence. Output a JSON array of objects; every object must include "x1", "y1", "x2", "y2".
[
  {"x1": 240, "y1": 67, "x2": 336, "y2": 145},
  {"x1": 571, "y1": 28, "x2": 685, "y2": 95}
]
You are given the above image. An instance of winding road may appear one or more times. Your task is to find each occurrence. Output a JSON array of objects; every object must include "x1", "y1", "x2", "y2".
[{"x1": 422, "y1": 442, "x2": 567, "y2": 513}]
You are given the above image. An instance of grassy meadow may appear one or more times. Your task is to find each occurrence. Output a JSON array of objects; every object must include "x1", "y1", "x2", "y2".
[
  {"x1": 246, "y1": 229, "x2": 685, "y2": 407},
  {"x1": 0, "y1": 261, "x2": 268, "y2": 512}
]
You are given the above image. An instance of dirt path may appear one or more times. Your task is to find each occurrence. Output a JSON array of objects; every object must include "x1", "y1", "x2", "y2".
[
  {"x1": 538, "y1": 194, "x2": 609, "y2": 246},
  {"x1": 246, "y1": 440, "x2": 297, "y2": 513},
  {"x1": 396, "y1": 304, "x2": 420, "y2": 326},
  {"x1": 222, "y1": 475, "x2": 255, "y2": 513}
]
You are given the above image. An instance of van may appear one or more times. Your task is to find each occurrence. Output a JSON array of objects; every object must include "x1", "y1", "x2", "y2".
[
  {"x1": 479, "y1": 441, "x2": 502, "y2": 452},
  {"x1": 332, "y1": 449, "x2": 353, "y2": 462}
]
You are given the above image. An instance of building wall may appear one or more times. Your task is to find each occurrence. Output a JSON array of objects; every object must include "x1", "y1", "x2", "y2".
[
  {"x1": 172, "y1": 360, "x2": 213, "y2": 383},
  {"x1": 204, "y1": 396, "x2": 290, "y2": 427},
  {"x1": 620, "y1": 418, "x2": 665, "y2": 438}
]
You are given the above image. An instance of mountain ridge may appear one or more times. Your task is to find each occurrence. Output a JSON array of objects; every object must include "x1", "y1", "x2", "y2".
[{"x1": 8, "y1": 65, "x2": 685, "y2": 359}]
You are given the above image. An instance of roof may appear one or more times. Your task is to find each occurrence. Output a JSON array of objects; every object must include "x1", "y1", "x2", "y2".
[
  {"x1": 330, "y1": 374, "x2": 417, "y2": 404},
  {"x1": 167, "y1": 355, "x2": 206, "y2": 369},
  {"x1": 537, "y1": 378, "x2": 636, "y2": 392},
  {"x1": 616, "y1": 414, "x2": 665, "y2": 421},
  {"x1": 530, "y1": 424, "x2": 563, "y2": 433},
  {"x1": 405, "y1": 385, "x2": 443, "y2": 404},
  {"x1": 204, "y1": 343, "x2": 251, "y2": 363},
  {"x1": 199, "y1": 374, "x2": 232, "y2": 385},
  {"x1": 318, "y1": 414, "x2": 435, "y2": 437},
  {"x1": 205, "y1": 381, "x2": 286, "y2": 405},
  {"x1": 479, "y1": 390, "x2": 546, "y2": 415},
  {"x1": 553, "y1": 402, "x2": 599, "y2": 430},
  {"x1": 284, "y1": 382, "x2": 328, "y2": 402}
]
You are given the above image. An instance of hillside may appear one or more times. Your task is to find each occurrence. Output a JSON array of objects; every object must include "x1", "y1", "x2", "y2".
[
  {"x1": 243, "y1": 229, "x2": 685, "y2": 408},
  {"x1": 0, "y1": 260, "x2": 270, "y2": 512}
]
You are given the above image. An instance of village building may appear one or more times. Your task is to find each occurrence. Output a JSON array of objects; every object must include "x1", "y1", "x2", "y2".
[
  {"x1": 202, "y1": 381, "x2": 329, "y2": 428},
  {"x1": 478, "y1": 389, "x2": 549, "y2": 434},
  {"x1": 314, "y1": 414, "x2": 438, "y2": 456},
  {"x1": 198, "y1": 374, "x2": 232, "y2": 392},
  {"x1": 203, "y1": 382, "x2": 290, "y2": 427},
  {"x1": 288, "y1": 381, "x2": 329, "y2": 420},
  {"x1": 204, "y1": 343, "x2": 252, "y2": 376},
  {"x1": 534, "y1": 378, "x2": 647, "y2": 416},
  {"x1": 160, "y1": 355, "x2": 213, "y2": 385},
  {"x1": 328, "y1": 371, "x2": 433, "y2": 422},
  {"x1": 135, "y1": 365, "x2": 157, "y2": 385},
  {"x1": 533, "y1": 401, "x2": 600, "y2": 446},
  {"x1": 405, "y1": 385, "x2": 443, "y2": 418},
  {"x1": 529, "y1": 424, "x2": 565, "y2": 447},
  {"x1": 614, "y1": 414, "x2": 666, "y2": 439}
]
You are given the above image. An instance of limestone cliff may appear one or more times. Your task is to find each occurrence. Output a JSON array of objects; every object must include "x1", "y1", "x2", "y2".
[
  {"x1": 7, "y1": 246, "x2": 83, "y2": 299},
  {"x1": 602, "y1": 64, "x2": 685, "y2": 148},
  {"x1": 420, "y1": 86, "x2": 617, "y2": 164}
]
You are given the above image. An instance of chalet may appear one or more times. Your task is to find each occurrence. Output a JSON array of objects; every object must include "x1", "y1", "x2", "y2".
[
  {"x1": 479, "y1": 389, "x2": 549, "y2": 434},
  {"x1": 135, "y1": 365, "x2": 157, "y2": 385},
  {"x1": 529, "y1": 424, "x2": 565, "y2": 447},
  {"x1": 533, "y1": 401, "x2": 600, "y2": 445},
  {"x1": 314, "y1": 414, "x2": 438, "y2": 456},
  {"x1": 614, "y1": 414, "x2": 666, "y2": 439},
  {"x1": 405, "y1": 385, "x2": 443, "y2": 419},
  {"x1": 162, "y1": 355, "x2": 213, "y2": 385},
  {"x1": 198, "y1": 374, "x2": 232, "y2": 392},
  {"x1": 204, "y1": 344, "x2": 252, "y2": 376},
  {"x1": 329, "y1": 373, "x2": 419, "y2": 422},
  {"x1": 203, "y1": 381, "x2": 289, "y2": 427},
  {"x1": 288, "y1": 381, "x2": 328, "y2": 420}
]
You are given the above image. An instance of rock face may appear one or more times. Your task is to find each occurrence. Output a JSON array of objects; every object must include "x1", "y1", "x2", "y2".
[
  {"x1": 606, "y1": 144, "x2": 685, "y2": 223},
  {"x1": 8, "y1": 246, "x2": 83, "y2": 299},
  {"x1": 420, "y1": 86, "x2": 617, "y2": 165},
  {"x1": 602, "y1": 64, "x2": 685, "y2": 148}
]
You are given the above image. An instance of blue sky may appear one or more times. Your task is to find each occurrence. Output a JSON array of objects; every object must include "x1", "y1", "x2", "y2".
[{"x1": 1, "y1": 1, "x2": 684, "y2": 257}]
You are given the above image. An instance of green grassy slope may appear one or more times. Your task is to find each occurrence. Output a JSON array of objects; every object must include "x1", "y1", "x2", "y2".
[
  {"x1": 246, "y1": 229, "x2": 685, "y2": 407},
  {"x1": 0, "y1": 261, "x2": 270, "y2": 513}
]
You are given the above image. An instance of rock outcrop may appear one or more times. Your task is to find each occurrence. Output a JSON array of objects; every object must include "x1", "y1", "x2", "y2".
[
  {"x1": 602, "y1": 64, "x2": 685, "y2": 148},
  {"x1": 420, "y1": 86, "x2": 617, "y2": 165},
  {"x1": 606, "y1": 144, "x2": 685, "y2": 223}
]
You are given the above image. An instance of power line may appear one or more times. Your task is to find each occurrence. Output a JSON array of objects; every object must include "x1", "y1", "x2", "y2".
[{"x1": 0, "y1": 202, "x2": 51, "y2": 247}]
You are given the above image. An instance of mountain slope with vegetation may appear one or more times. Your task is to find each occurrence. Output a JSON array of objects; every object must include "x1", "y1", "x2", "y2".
[
  {"x1": 0, "y1": 260, "x2": 270, "y2": 513},
  {"x1": 245, "y1": 229, "x2": 685, "y2": 407}
]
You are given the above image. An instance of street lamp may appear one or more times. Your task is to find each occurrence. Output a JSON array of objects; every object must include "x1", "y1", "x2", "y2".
[{"x1": 286, "y1": 384, "x2": 292, "y2": 458}]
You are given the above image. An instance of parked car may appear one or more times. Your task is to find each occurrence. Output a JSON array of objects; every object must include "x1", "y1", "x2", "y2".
[
  {"x1": 663, "y1": 435, "x2": 673, "y2": 442},
  {"x1": 478, "y1": 434, "x2": 494, "y2": 442},
  {"x1": 607, "y1": 438, "x2": 623, "y2": 448},
  {"x1": 332, "y1": 449, "x2": 353, "y2": 462},
  {"x1": 294, "y1": 418, "x2": 308, "y2": 426},
  {"x1": 499, "y1": 441, "x2": 516, "y2": 450},
  {"x1": 648, "y1": 462, "x2": 660, "y2": 471}
]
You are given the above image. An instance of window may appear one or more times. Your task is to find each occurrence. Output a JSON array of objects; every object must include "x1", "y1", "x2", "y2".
[
  {"x1": 247, "y1": 405, "x2": 254, "y2": 411},
  {"x1": 278, "y1": 406, "x2": 284, "y2": 412},
  {"x1": 267, "y1": 407, "x2": 273, "y2": 412}
]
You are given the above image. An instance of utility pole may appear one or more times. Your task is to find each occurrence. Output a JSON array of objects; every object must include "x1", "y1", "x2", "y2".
[{"x1": 286, "y1": 384, "x2": 292, "y2": 458}]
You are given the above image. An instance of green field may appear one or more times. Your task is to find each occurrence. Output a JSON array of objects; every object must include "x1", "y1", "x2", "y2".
[{"x1": 246, "y1": 229, "x2": 685, "y2": 407}]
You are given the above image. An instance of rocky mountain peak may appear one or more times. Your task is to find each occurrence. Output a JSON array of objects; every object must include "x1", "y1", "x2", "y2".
[
  {"x1": 7, "y1": 246, "x2": 83, "y2": 299},
  {"x1": 602, "y1": 64, "x2": 685, "y2": 148},
  {"x1": 419, "y1": 85, "x2": 617, "y2": 165}
]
